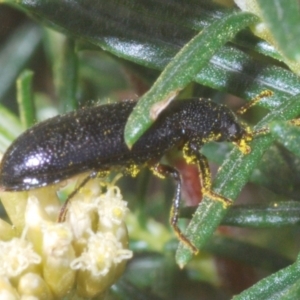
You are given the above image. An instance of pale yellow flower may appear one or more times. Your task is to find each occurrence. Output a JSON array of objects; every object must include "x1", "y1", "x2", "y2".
[{"x1": 0, "y1": 177, "x2": 132, "y2": 299}]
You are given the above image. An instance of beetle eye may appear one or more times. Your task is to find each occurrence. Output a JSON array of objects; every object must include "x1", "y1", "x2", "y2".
[{"x1": 228, "y1": 123, "x2": 238, "y2": 137}]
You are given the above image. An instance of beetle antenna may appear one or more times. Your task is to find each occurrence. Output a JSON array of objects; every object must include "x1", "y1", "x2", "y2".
[
  {"x1": 252, "y1": 127, "x2": 270, "y2": 136},
  {"x1": 237, "y1": 90, "x2": 273, "y2": 115}
]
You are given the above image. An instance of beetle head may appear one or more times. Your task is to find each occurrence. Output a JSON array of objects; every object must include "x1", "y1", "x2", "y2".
[{"x1": 218, "y1": 109, "x2": 252, "y2": 154}]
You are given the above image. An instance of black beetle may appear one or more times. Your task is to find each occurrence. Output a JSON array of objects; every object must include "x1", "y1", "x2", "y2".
[{"x1": 0, "y1": 98, "x2": 253, "y2": 252}]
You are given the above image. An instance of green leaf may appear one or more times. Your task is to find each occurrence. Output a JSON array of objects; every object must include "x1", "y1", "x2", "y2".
[
  {"x1": 256, "y1": 0, "x2": 300, "y2": 63},
  {"x1": 0, "y1": 23, "x2": 42, "y2": 100},
  {"x1": 280, "y1": 279, "x2": 300, "y2": 300},
  {"x1": 203, "y1": 236, "x2": 292, "y2": 272},
  {"x1": 196, "y1": 45, "x2": 300, "y2": 109},
  {"x1": 5, "y1": 0, "x2": 227, "y2": 65},
  {"x1": 4, "y1": 0, "x2": 300, "y2": 108},
  {"x1": 233, "y1": 254, "x2": 300, "y2": 300},
  {"x1": 269, "y1": 121, "x2": 300, "y2": 159},
  {"x1": 55, "y1": 38, "x2": 78, "y2": 112},
  {"x1": 251, "y1": 144, "x2": 300, "y2": 200},
  {"x1": 0, "y1": 104, "x2": 22, "y2": 153},
  {"x1": 16, "y1": 69, "x2": 36, "y2": 129},
  {"x1": 223, "y1": 201, "x2": 300, "y2": 228},
  {"x1": 124, "y1": 11, "x2": 259, "y2": 147},
  {"x1": 176, "y1": 93, "x2": 300, "y2": 266},
  {"x1": 181, "y1": 201, "x2": 300, "y2": 228},
  {"x1": 112, "y1": 279, "x2": 164, "y2": 300},
  {"x1": 202, "y1": 142, "x2": 300, "y2": 200},
  {"x1": 234, "y1": 30, "x2": 284, "y2": 62}
]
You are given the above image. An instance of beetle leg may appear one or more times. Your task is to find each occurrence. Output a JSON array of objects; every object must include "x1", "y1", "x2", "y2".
[
  {"x1": 185, "y1": 142, "x2": 232, "y2": 207},
  {"x1": 58, "y1": 170, "x2": 98, "y2": 222},
  {"x1": 152, "y1": 163, "x2": 198, "y2": 254}
]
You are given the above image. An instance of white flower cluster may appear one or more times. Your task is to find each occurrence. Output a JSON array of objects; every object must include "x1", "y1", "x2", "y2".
[{"x1": 0, "y1": 177, "x2": 132, "y2": 299}]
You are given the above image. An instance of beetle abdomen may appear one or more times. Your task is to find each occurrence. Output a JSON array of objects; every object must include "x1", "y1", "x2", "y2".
[
  {"x1": 0, "y1": 102, "x2": 134, "y2": 190},
  {"x1": 0, "y1": 100, "x2": 181, "y2": 190}
]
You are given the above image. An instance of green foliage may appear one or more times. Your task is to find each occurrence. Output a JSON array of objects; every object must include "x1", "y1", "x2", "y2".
[{"x1": 1, "y1": 0, "x2": 300, "y2": 299}]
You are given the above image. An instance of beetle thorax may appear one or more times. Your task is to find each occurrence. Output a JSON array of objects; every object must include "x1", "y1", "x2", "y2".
[{"x1": 177, "y1": 99, "x2": 246, "y2": 145}]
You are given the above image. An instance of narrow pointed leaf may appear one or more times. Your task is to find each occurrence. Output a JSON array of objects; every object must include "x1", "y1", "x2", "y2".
[
  {"x1": 0, "y1": 23, "x2": 42, "y2": 100},
  {"x1": 3, "y1": 1, "x2": 300, "y2": 109},
  {"x1": 269, "y1": 121, "x2": 300, "y2": 159},
  {"x1": 124, "y1": 12, "x2": 259, "y2": 147},
  {"x1": 257, "y1": 0, "x2": 300, "y2": 63},
  {"x1": 223, "y1": 201, "x2": 300, "y2": 228},
  {"x1": 233, "y1": 255, "x2": 300, "y2": 300},
  {"x1": 16, "y1": 70, "x2": 36, "y2": 129}
]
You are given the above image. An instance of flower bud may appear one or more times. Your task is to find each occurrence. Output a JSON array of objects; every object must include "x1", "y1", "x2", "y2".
[
  {"x1": 0, "y1": 276, "x2": 19, "y2": 300},
  {"x1": 18, "y1": 272, "x2": 52, "y2": 300},
  {"x1": 42, "y1": 223, "x2": 75, "y2": 298}
]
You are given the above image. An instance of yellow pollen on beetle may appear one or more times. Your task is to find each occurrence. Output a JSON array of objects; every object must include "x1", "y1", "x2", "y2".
[
  {"x1": 127, "y1": 164, "x2": 140, "y2": 177},
  {"x1": 150, "y1": 166, "x2": 165, "y2": 178},
  {"x1": 183, "y1": 144, "x2": 196, "y2": 164},
  {"x1": 234, "y1": 138, "x2": 251, "y2": 155}
]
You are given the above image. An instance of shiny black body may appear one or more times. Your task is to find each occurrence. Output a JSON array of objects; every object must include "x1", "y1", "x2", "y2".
[{"x1": 0, "y1": 98, "x2": 245, "y2": 191}]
